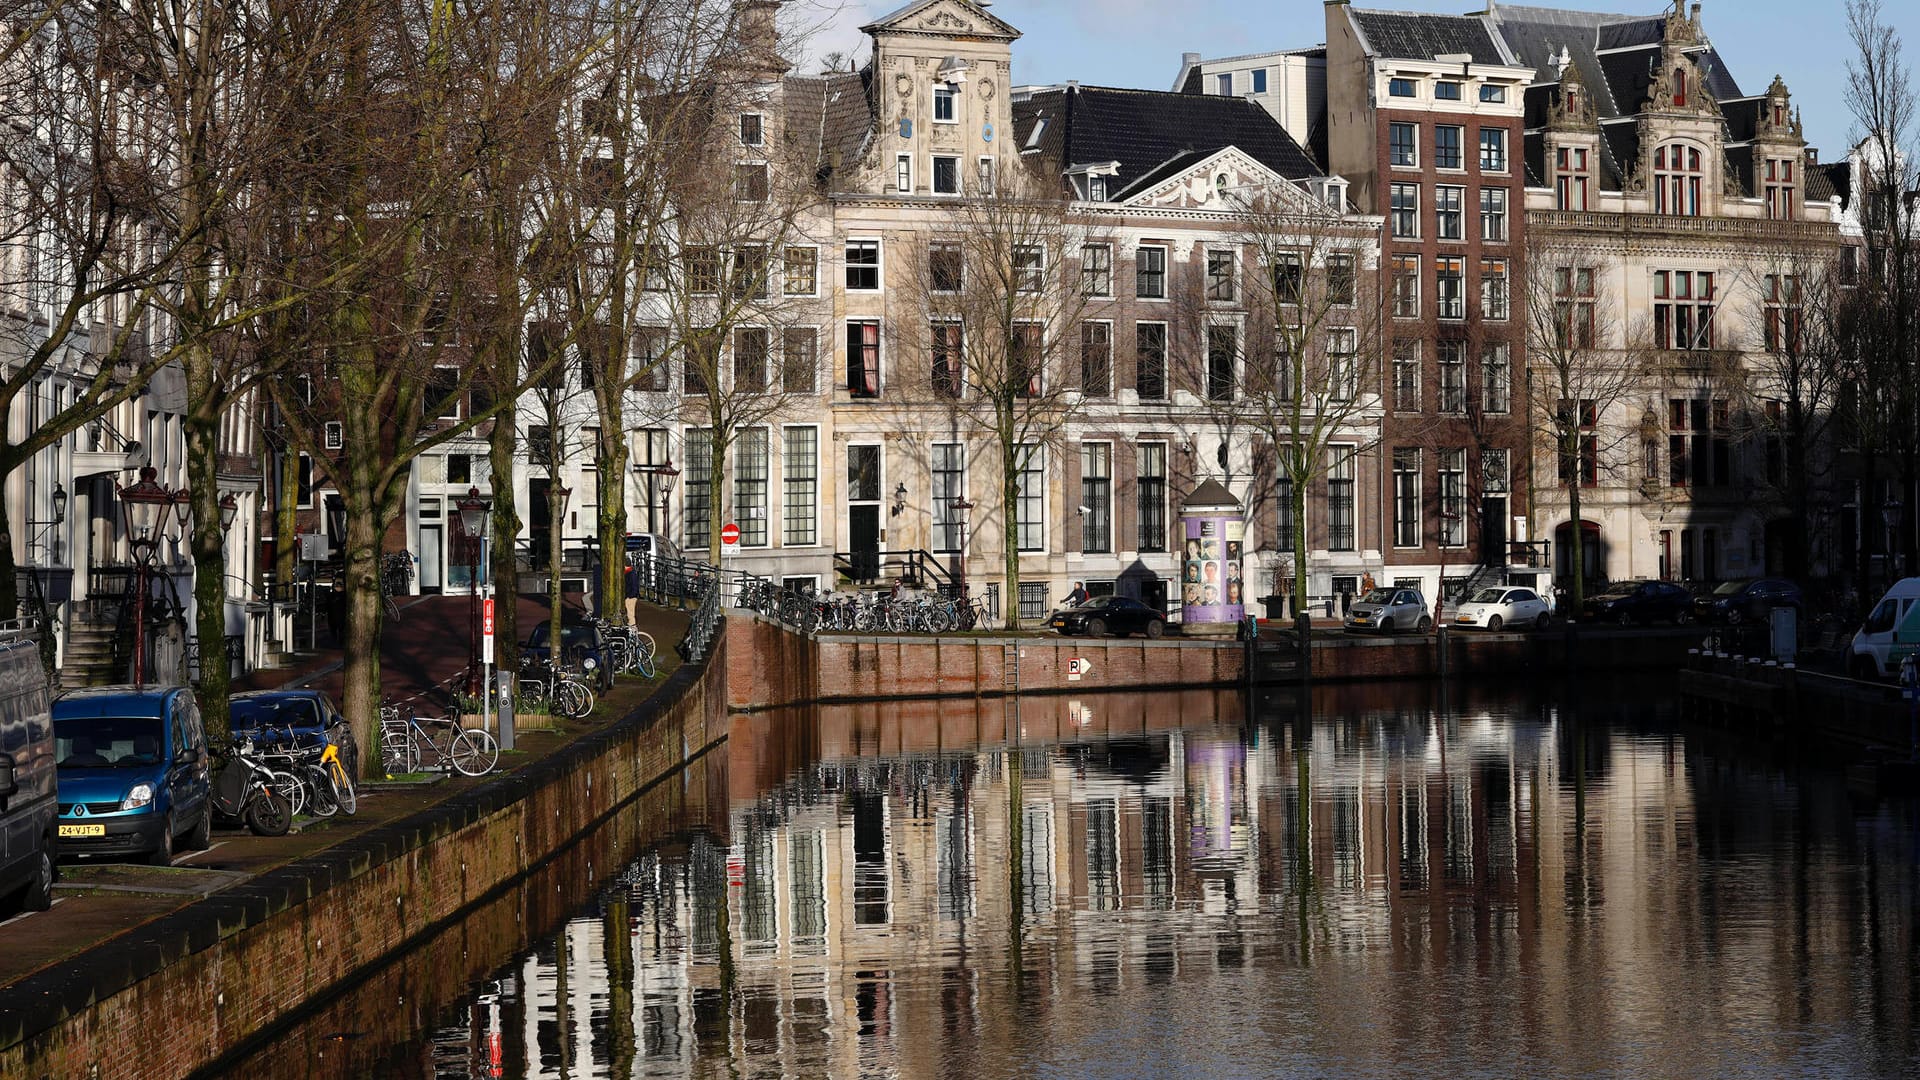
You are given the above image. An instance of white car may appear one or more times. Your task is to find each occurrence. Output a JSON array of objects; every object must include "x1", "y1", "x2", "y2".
[{"x1": 1451, "y1": 586, "x2": 1552, "y2": 631}]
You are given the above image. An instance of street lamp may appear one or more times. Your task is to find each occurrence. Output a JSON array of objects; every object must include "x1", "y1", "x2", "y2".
[
  {"x1": 949, "y1": 496, "x2": 974, "y2": 609},
  {"x1": 118, "y1": 466, "x2": 180, "y2": 687},
  {"x1": 457, "y1": 486, "x2": 490, "y2": 696},
  {"x1": 890, "y1": 482, "x2": 908, "y2": 518},
  {"x1": 633, "y1": 456, "x2": 680, "y2": 536},
  {"x1": 218, "y1": 492, "x2": 239, "y2": 534}
]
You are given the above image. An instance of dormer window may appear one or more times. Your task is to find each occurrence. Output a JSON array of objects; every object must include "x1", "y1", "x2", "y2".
[
  {"x1": 1389, "y1": 78, "x2": 1417, "y2": 98},
  {"x1": 1088, "y1": 175, "x2": 1107, "y2": 201},
  {"x1": 1673, "y1": 69, "x2": 1687, "y2": 107},
  {"x1": 1772, "y1": 102, "x2": 1787, "y2": 126},
  {"x1": 1654, "y1": 143, "x2": 1703, "y2": 216},
  {"x1": 739, "y1": 113, "x2": 763, "y2": 146},
  {"x1": 933, "y1": 83, "x2": 958, "y2": 123},
  {"x1": 1555, "y1": 146, "x2": 1590, "y2": 211},
  {"x1": 1435, "y1": 81, "x2": 1462, "y2": 101},
  {"x1": 1765, "y1": 157, "x2": 1797, "y2": 220},
  {"x1": 1480, "y1": 85, "x2": 1506, "y2": 103}
]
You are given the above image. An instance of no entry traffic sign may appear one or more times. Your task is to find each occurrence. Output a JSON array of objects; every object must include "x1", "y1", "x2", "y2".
[{"x1": 720, "y1": 522, "x2": 741, "y2": 552}]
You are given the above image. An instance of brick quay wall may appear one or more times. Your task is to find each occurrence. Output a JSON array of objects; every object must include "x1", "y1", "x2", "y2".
[
  {"x1": 0, "y1": 637, "x2": 729, "y2": 1080},
  {"x1": 725, "y1": 615, "x2": 1700, "y2": 712}
]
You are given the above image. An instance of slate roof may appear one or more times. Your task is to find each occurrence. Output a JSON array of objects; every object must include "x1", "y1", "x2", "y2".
[
  {"x1": 1012, "y1": 84, "x2": 1324, "y2": 201},
  {"x1": 784, "y1": 70, "x2": 875, "y2": 189},
  {"x1": 1349, "y1": 9, "x2": 1510, "y2": 65}
]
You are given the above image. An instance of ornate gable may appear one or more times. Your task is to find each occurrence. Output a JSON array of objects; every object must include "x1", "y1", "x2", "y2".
[
  {"x1": 1118, "y1": 148, "x2": 1307, "y2": 212},
  {"x1": 861, "y1": 0, "x2": 1021, "y2": 43},
  {"x1": 1550, "y1": 57, "x2": 1598, "y2": 133}
]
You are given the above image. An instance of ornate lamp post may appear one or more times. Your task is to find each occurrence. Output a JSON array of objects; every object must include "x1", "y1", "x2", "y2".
[
  {"x1": 458, "y1": 487, "x2": 490, "y2": 696},
  {"x1": 949, "y1": 496, "x2": 973, "y2": 605},
  {"x1": 118, "y1": 467, "x2": 179, "y2": 687}
]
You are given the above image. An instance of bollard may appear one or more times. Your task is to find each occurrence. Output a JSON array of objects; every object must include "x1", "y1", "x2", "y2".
[{"x1": 497, "y1": 669, "x2": 516, "y2": 752}]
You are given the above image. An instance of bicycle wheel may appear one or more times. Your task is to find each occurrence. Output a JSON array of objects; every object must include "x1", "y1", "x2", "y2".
[
  {"x1": 635, "y1": 652, "x2": 656, "y2": 680},
  {"x1": 270, "y1": 769, "x2": 307, "y2": 817},
  {"x1": 305, "y1": 764, "x2": 339, "y2": 817},
  {"x1": 380, "y1": 731, "x2": 418, "y2": 775},
  {"x1": 449, "y1": 728, "x2": 499, "y2": 776},
  {"x1": 559, "y1": 681, "x2": 595, "y2": 719},
  {"x1": 329, "y1": 758, "x2": 358, "y2": 815}
]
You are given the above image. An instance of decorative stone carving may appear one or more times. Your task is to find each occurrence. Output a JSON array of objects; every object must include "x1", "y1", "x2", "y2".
[
  {"x1": 919, "y1": 10, "x2": 974, "y2": 32},
  {"x1": 978, "y1": 77, "x2": 994, "y2": 100},
  {"x1": 895, "y1": 72, "x2": 912, "y2": 98}
]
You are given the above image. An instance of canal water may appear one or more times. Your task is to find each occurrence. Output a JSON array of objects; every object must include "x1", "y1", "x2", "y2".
[{"x1": 216, "y1": 683, "x2": 1920, "y2": 1079}]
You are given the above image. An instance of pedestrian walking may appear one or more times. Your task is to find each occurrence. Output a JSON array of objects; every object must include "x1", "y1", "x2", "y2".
[{"x1": 624, "y1": 556, "x2": 641, "y2": 625}]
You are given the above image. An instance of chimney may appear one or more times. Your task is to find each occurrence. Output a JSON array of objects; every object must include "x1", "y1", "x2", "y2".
[
  {"x1": 1183, "y1": 52, "x2": 1201, "y2": 66},
  {"x1": 1690, "y1": 2, "x2": 1701, "y2": 23}
]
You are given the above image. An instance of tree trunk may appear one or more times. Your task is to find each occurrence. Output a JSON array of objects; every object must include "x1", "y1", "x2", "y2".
[
  {"x1": 1001, "y1": 436, "x2": 1022, "y2": 631},
  {"x1": 183, "y1": 390, "x2": 233, "y2": 745},
  {"x1": 490, "y1": 406, "x2": 520, "y2": 675},
  {"x1": 1567, "y1": 453, "x2": 1587, "y2": 613},
  {"x1": 0, "y1": 481, "x2": 17, "y2": 627},
  {"x1": 548, "y1": 474, "x2": 564, "y2": 676},
  {"x1": 707, "y1": 435, "x2": 730, "y2": 570},
  {"x1": 341, "y1": 506, "x2": 385, "y2": 778},
  {"x1": 599, "y1": 423, "x2": 628, "y2": 623},
  {"x1": 1292, "y1": 471, "x2": 1309, "y2": 616}
]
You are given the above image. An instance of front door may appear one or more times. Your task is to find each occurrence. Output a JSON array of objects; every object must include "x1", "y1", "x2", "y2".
[
  {"x1": 419, "y1": 524, "x2": 444, "y2": 594},
  {"x1": 1480, "y1": 497, "x2": 1508, "y2": 566},
  {"x1": 849, "y1": 506, "x2": 881, "y2": 583}
]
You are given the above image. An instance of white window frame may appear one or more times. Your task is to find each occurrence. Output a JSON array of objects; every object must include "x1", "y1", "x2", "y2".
[
  {"x1": 324, "y1": 421, "x2": 343, "y2": 450},
  {"x1": 931, "y1": 154, "x2": 961, "y2": 196},
  {"x1": 845, "y1": 238, "x2": 882, "y2": 292},
  {"x1": 1135, "y1": 244, "x2": 1168, "y2": 300},
  {"x1": 895, "y1": 154, "x2": 912, "y2": 195},
  {"x1": 1016, "y1": 443, "x2": 1046, "y2": 552},
  {"x1": 932, "y1": 82, "x2": 959, "y2": 124},
  {"x1": 783, "y1": 245, "x2": 819, "y2": 297},
  {"x1": 978, "y1": 156, "x2": 995, "y2": 195},
  {"x1": 1080, "y1": 440, "x2": 1114, "y2": 555},
  {"x1": 1435, "y1": 185, "x2": 1465, "y2": 241},
  {"x1": 931, "y1": 441, "x2": 966, "y2": 554},
  {"x1": 1080, "y1": 243, "x2": 1113, "y2": 297}
]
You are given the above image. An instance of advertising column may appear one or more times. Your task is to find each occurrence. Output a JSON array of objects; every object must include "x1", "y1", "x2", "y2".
[{"x1": 1179, "y1": 479, "x2": 1245, "y2": 632}]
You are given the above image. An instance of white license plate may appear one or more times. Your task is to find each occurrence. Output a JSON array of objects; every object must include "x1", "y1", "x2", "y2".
[{"x1": 59, "y1": 823, "x2": 105, "y2": 838}]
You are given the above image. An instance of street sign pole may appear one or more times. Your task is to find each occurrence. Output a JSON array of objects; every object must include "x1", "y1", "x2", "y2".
[{"x1": 482, "y1": 588, "x2": 494, "y2": 738}]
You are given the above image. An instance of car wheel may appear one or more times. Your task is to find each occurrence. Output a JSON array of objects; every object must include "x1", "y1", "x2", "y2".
[
  {"x1": 1849, "y1": 654, "x2": 1879, "y2": 681},
  {"x1": 185, "y1": 806, "x2": 212, "y2": 851},
  {"x1": 1145, "y1": 619, "x2": 1164, "y2": 639},
  {"x1": 1378, "y1": 617, "x2": 1394, "y2": 633},
  {"x1": 1417, "y1": 616, "x2": 1433, "y2": 633},
  {"x1": 1086, "y1": 617, "x2": 1108, "y2": 638},
  {"x1": 21, "y1": 844, "x2": 53, "y2": 912},
  {"x1": 1726, "y1": 608, "x2": 1743, "y2": 625},
  {"x1": 1487, "y1": 615, "x2": 1503, "y2": 632},
  {"x1": 1536, "y1": 614, "x2": 1551, "y2": 631},
  {"x1": 1616, "y1": 610, "x2": 1634, "y2": 626},
  {"x1": 146, "y1": 816, "x2": 175, "y2": 866},
  {"x1": 1675, "y1": 609, "x2": 1693, "y2": 626}
]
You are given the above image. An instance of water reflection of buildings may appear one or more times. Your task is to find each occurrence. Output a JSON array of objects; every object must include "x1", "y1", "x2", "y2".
[{"x1": 441, "y1": 688, "x2": 1777, "y2": 1078}]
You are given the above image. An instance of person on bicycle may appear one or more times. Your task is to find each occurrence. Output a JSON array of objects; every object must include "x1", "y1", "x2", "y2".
[{"x1": 1061, "y1": 581, "x2": 1089, "y2": 609}]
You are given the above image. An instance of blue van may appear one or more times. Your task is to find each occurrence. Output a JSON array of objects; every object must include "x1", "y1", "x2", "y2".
[{"x1": 53, "y1": 686, "x2": 211, "y2": 865}]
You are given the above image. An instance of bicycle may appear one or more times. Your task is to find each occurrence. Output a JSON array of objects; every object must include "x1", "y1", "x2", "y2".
[
  {"x1": 380, "y1": 552, "x2": 413, "y2": 621},
  {"x1": 379, "y1": 703, "x2": 500, "y2": 776},
  {"x1": 518, "y1": 659, "x2": 596, "y2": 719}
]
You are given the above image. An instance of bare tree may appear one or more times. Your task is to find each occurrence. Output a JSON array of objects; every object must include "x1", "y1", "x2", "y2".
[
  {"x1": 1520, "y1": 238, "x2": 1650, "y2": 609},
  {"x1": 1170, "y1": 183, "x2": 1386, "y2": 616},
  {"x1": 889, "y1": 175, "x2": 1109, "y2": 629}
]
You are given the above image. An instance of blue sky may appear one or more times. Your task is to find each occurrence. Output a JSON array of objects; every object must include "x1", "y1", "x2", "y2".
[{"x1": 792, "y1": 0, "x2": 1920, "y2": 162}]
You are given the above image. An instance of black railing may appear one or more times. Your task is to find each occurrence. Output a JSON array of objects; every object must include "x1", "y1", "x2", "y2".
[
  {"x1": 831, "y1": 549, "x2": 954, "y2": 592},
  {"x1": 1508, "y1": 540, "x2": 1552, "y2": 569}
]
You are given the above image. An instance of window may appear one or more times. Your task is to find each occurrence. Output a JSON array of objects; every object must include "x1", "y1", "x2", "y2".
[
  {"x1": 1081, "y1": 322, "x2": 1112, "y2": 397},
  {"x1": 1480, "y1": 187, "x2": 1508, "y2": 241},
  {"x1": 1436, "y1": 185, "x2": 1465, "y2": 240},
  {"x1": 1482, "y1": 448, "x2": 1510, "y2": 500},
  {"x1": 1392, "y1": 340, "x2": 1420, "y2": 411},
  {"x1": 735, "y1": 427, "x2": 769, "y2": 546},
  {"x1": 930, "y1": 242, "x2": 963, "y2": 292},
  {"x1": 447, "y1": 452, "x2": 470, "y2": 484},
  {"x1": 324, "y1": 421, "x2": 343, "y2": 450},
  {"x1": 733, "y1": 327, "x2": 769, "y2": 392},
  {"x1": 641, "y1": 245, "x2": 671, "y2": 292},
  {"x1": 1479, "y1": 128, "x2": 1506, "y2": 172},
  {"x1": 1669, "y1": 398, "x2": 1730, "y2": 487},
  {"x1": 1438, "y1": 449, "x2": 1466, "y2": 548},
  {"x1": 1389, "y1": 122, "x2": 1418, "y2": 167},
  {"x1": 1135, "y1": 245, "x2": 1166, "y2": 298},
  {"x1": 1653, "y1": 270, "x2": 1716, "y2": 350},
  {"x1": 1274, "y1": 474, "x2": 1294, "y2": 553},
  {"x1": 1012, "y1": 323, "x2": 1043, "y2": 397},
  {"x1": 1088, "y1": 175, "x2": 1107, "y2": 201},
  {"x1": 734, "y1": 162, "x2": 768, "y2": 202},
  {"x1": 1393, "y1": 448, "x2": 1422, "y2": 548},
  {"x1": 1554, "y1": 267, "x2": 1596, "y2": 348},
  {"x1": 1436, "y1": 257, "x2": 1464, "y2": 319},
  {"x1": 1481, "y1": 343, "x2": 1511, "y2": 414},
  {"x1": 1435, "y1": 125, "x2": 1463, "y2": 169},
  {"x1": 782, "y1": 327, "x2": 816, "y2": 394},
  {"x1": 1206, "y1": 250, "x2": 1235, "y2": 301},
  {"x1": 1081, "y1": 244, "x2": 1112, "y2": 296},
  {"x1": 1016, "y1": 445, "x2": 1044, "y2": 551},
  {"x1": 1216, "y1": 72, "x2": 1234, "y2": 95},
  {"x1": 783, "y1": 246, "x2": 817, "y2": 296},
  {"x1": 933, "y1": 82, "x2": 957, "y2": 122},
  {"x1": 1327, "y1": 446, "x2": 1356, "y2": 551},
  {"x1": 1390, "y1": 183, "x2": 1420, "y2": 238},
  {"x1": 895, "y1": 153, "x2": 912, "y2": 193},
  {"x1": 739, "y1": 113, "x2": 763, "y2": 146},
  {"x1": 1327, "y1": 329, "x2": 1357, "y2": 400},
  {"x1": 1136, "y1": 322, "x2": 1167, "y2": 399},
  {"x1": 845, "y1": 239, "x2": 880, "y2": 290},
  {"x1": 1271, "y1": 253, "x2": 1304, "y2": 305},
  {"x1": 932, "y1": 155, "x2": 959, "y2": 195},
  {"x1": 1764, "y1": 274, "x2": 1801, "y2": 353},
  {"x1": 1138, "y1": 443, "x2": 1167, "y2": 551},
  {"x1": 1555, "y1": 146, "x2": 1591, "y2": 211},
  {"x1": 1435, "y1": 80, "x2": 1462, "y2": 101},
  {"x1": 686, "y1": 246, "x2": 721, "y2": 294},
  {"x1": 1013, "y1": 245, "x2": 1044, "y2": 293},
  {"x1": 684, "y1": 429, "x2": 712, "y2": 551},
  {"x1": 978, "y1": 157, "x2": 995, "y2": 195},
  {"x1": 1480, "y1": 84, "x2": 1506, "y2": 103},
  {"x1": 634, "y1": 328, "x2": 668, "y2": 391},
  {"x1": 1327, "y1": 254, "x2": 1355, "y2": 306},
  {"x1": 932, "y1": 443, "x2": 964, "y2": 552},
  {"x1": 428, "y1": 366, "x2": 461, "y2": 418},
  {"x1": 1251, "y1": 68, "x2": 1268, "y2": 94},
  {"x1": 1560, "y1": 398, "x2": 1598, "y2": 487},
  {"x1": 1654, "y1": 143, "x2": 1703, "y2": 216},
  {"x1": 1206, "y1": 325, "x2": 1236, "y2": 402},
  {"x1": 1481, "y1": 257, "x2": 1509, "y2": 320},
  {"x1": 297, "y1": 453, "x2": 315, "y2": 507},
  {"x1": 847, "y1": 320, "x2": 880, "y2": 397},
  {"x1": 1389, "y1": 78, "x2": 1416, "y2": 98},
  {"x1": 1019, "y1": 583, "x2": 1049, "y2": 623},
  {"x1": 728, "y1": 246, "x2": 769, "y2": 300},
  {"x1": 931, "y1": 321, "x2": 964, "y2": 397},
  {"x1": 847, "y1": 444, "x2": 881, "y2": 502},
  {"x1": 1437, "y1": 340, "x2": 1466, "y2": 414},
  {"x1": 1392, "y1": 256, "x2": 1420, "y2": 318},
  {"x1": 1081, "y1": 443, "x2": 1112, "y2": 554},
  {"x1": 1765, "y1": 157, "x2": 1797, "y2": 220}
]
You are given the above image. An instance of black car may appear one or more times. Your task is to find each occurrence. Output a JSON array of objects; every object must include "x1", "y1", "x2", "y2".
[
  {"x1": 1049, "y1": 596, "x2": 1166, "y2": 638},
  {"x1": 1581, "y1": 580, "x2": 1694, "y2": 625},
  {"x1": 1693, "y1": 577, "x2": 1803, "y2": 624},
  {"x1": 524, "y1": 621, "x2": 611, "y2": 689}
]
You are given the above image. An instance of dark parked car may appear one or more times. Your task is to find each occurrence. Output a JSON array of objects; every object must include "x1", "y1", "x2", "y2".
[
  {"x1": 524, "y1": 620, "x2": 610, "y2": 689},
  {"x1": 1049, "y1": 596, "x2": 1166, "y2": 638},
  {"x1": 1582, "y1": 580, "x2": 1694, "y2": 625},
  {"x1": 230, "y1": 689, "x2": 339, "y2": 746},
  {"x1": 1693, "y1": 578, "x2": 1803, "y2": 624}
]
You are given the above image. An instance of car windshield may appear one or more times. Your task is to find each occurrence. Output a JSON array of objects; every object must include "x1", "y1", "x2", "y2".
[
  {"x1": 529, "y1": 623, "x2": 598, "y2": 647},
  {"x1": 1080, "y1": 597, "x2": 1114, "y2": 609},
  {"x1": 1360, "y1": 589, "x2": 1395, "y2": 605},
  {"x1": 1470, "y1": 588, "x2": 1508, "y2": 604},
  {"x1": 56, "y1": 716, "x2": 166, "y2": 768},
  {"x1": 231, "y1": 698, "x2": 321, "y2": 732},
  {"x1": 1712, "y1": 580, "x2": 1750, "y2": 596}
]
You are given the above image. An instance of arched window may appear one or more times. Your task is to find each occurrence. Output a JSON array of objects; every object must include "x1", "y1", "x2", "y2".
[
  {"x1": 1653, "y1": 143, "x2": 1702, "y2": 216},
  {"x1": 1673, "y1": 69, "x2": 1687, "y2": 107}
]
